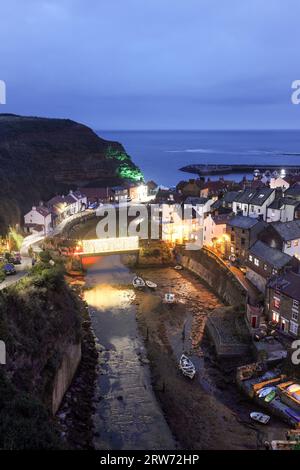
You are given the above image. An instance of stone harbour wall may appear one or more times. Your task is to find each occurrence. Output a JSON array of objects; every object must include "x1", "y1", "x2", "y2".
[{"x1": 179, "y1": 248, "x2": 247, "y2": 307}]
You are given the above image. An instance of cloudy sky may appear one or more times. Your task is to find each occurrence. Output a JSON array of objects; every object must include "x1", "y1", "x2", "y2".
[{"x1": 1, "y1": 0, "x2": 300, "y2": 129}]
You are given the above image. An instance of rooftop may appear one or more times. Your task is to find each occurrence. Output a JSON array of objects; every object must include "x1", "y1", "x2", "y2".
[
  {"x1": 249, "y1": 240, "x2": 293, "y2": 269},
  {"x1": 228, "y1": 215, "x2": 263, "y2": 230},
  {"x1": 271, "y1": 219, "x2": 300, "y2": 241},
  {"x1": 268, "y1": 271, "x2": 300, "y2": 301}
]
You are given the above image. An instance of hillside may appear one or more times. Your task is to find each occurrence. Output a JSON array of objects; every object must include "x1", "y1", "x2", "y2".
[{"x1": 0, "y1": 114, "x2": 143, "y2": 234}]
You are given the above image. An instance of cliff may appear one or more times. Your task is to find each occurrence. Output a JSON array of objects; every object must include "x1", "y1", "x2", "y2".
[
  {"x1": 0, "y1": 114, "x2": 143, "y2": 234},
  {"x1": 0, "y1": 258, "x2": 83, "y2": 448}
]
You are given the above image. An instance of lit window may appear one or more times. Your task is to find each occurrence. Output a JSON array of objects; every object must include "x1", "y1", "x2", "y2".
[
  {"x1": 274, "y1": 296, "x2": 280, "y2": 309},
  {"x1": 249, "y1": 255, "x2": 253, "y2": 262},
  {"x1": 290, "y1": 321, "x2": 298, "y2": 336},
  {"x1": 286, "y1": 241, "x2": 292, "y2": 248},
  {"x1": 254, "y1": 258, "x2": 259, "y2": 266},
  {"x1": 272, "y1": 311, "x2": 280, "y2": 323},
  {"x1": 294, "y1": 240, "x2": 299, "y2": 247}
]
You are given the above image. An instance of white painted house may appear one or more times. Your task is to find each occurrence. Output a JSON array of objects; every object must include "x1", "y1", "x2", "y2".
[
  {"x1": 24, "y1": 205, "x2": 53, "y2": 235},
  {"x1": 232, "y1": 188, "x2": 276, "y2": 221},
  {"x1": 270, "y1": 176, "x2": 290, "y2": 191}
]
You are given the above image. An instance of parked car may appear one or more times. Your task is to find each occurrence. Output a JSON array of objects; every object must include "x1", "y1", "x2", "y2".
[
  {"x1": 3, "y1": 263, "x2": 16, "y2": 275},
  {"x1": 10, "y1": 252, "x2": 21, "y2": 264}
]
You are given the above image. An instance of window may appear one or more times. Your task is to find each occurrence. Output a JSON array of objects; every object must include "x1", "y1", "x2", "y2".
[
  {"x1": 290, "y1": 321, "x2": 298, "y2": 336},
  {"x1": 286, "y1": 241, "x2": 292, "y2": 248},
  {"x1": 272, "y1": 311, "x2": 280, "y2": 323},
  {"x1": 292, "y1": 300, "x2": 299, "y2": 321},
  {"x1": 254, "y1": 258, "x2": 259, "y2": 266},
  {"x1": 274, "y1": 296, "x2": 280, "y2": 309},
  {"x1": 272, "y1": 268, "x2": 278, "y2": 275},
  {"x1": 241, "y1": 237, "x2": 245, "y2": 246},
  {"x1": 249, "y1": 255, "x2": 253, "y2": 262},
  {"x1": 295, "y1": 240, "x2": 299, "y2": 247},
  {"x1": 264, "y1": 264, "x2": 268, "y2": 271}
]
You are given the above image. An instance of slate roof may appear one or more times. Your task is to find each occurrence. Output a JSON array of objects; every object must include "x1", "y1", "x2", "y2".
[
  {"x1": 249, "y1": 241, "x2": 292, "y2": 269},
  {"x1": 267, "y1": 271, "x2": 300, "y2": 301},
  {"x1": 271, "y1": 220, "x2": 300, "y2": 241},
  {"x1": 228, "y1": 215, "x2": 263, "y2": 229},
  {"x1": 234, "y1": 188, "x2": 275, "y2": 206}
]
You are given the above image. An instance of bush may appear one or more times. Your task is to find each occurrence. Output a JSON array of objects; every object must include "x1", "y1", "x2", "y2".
[{"x1": 0, "y1": 371, "x2": 63, "y2": 450}]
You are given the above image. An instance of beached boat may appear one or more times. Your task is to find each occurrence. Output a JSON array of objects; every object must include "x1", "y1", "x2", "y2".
[
  {"x1": 132, "y1": 276, "x2": 146, "y2": 288},
  {"x1": 257, "y1": 386, "x2": 276, "y2": 398},
  {"x1": 145, "y1": 280, "x2": 157, "y2": 289},
  {"x1": 163, "y1": 293, "x2": 176, "y2": 304},
  {"x1": 179, "y1": 354, "x2": 196, "y2": 379},
  {"x1": 250, "y1": 412, "x2": 270, "y2": 424},
  {"x1": 174, "y1": 265, "x2": 183, "y2": 270},
  {"x1": 265, "y1": 390, "x2": 277, "y2": 403}
]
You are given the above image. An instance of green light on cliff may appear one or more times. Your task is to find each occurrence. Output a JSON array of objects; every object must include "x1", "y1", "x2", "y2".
[
  {"x1": 107, "y1": 146, "x2": 144, "y2": 182},
  {"x1": 117, "y1": 163, "x2": 144, "y2": 182}
]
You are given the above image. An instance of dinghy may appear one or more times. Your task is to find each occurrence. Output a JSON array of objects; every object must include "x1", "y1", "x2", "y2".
[
  {"x1": 145, "y1": 280, "x2": 157, "y2": 289},
  {"x1": 132, "y1": 276, "x2": 146, "y2": 288},
  {"x1": 257, "y1": 386, "x2": 276, "y2": 399},
  {"x1": 250, "y1": 412, "x2": 270, "y2": 425},
  {"x1": 265, "y1": 390, "x2": 276, "y2": 403},
  {"x1": 174, "y1": 265, "x2": 183, "y2": 270},
  {"x1": 179, "y1": 354, "x2": 196, "y2": 379}
]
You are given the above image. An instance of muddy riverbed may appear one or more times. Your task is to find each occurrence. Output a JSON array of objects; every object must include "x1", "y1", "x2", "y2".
[{"x1": 83, "y1": 255, "x2": 288, "y2": 450}]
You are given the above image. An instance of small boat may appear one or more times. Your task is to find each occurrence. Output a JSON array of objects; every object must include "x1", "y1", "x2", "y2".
[
  {"x1": 132, "y1": 276, "x2": 146, "y2": 288},
  {"x1": 174, "y1": 265, "x2": 183, "y2": 270},
  {"x1": 250, "y1": 412, "x2": 270, "y2": 425},
  {"x1": 265, "y1": 390, "x2": 276, "y2": 403},
  {"x1": 163, "y1": 293, "x2": 176, "y2": 304},
  {"x1": 145, "y1": 280, "x2": 157, "y2": 289},
  {"x1": 257, "y1": 386, "x2": 276, "y2": 398},
  {"x1": 179, "y1": 354, "x2": 196, "y2": 379}
]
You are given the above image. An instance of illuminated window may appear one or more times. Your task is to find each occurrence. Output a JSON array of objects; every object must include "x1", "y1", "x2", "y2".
[
  {"x1": 249, "y1": 255, "x2": 253, "y2": 262},
  {"x1": 286, "y1": 241, "x2": 292, "y2": 248},
  {"x1": 290, "y1": 321, "x2": 298, "y2": 336},
  {"x1": 273, "y1": 296, "x2": 280, "y2": 309},
  {"x1": 254, "y1": 258, "x2": 259, "y2": 266},
  {"x1": 272, "y1": 311, "x2": 280, "y2": 323}
]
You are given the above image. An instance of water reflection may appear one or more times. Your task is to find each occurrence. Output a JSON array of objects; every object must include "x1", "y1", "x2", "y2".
[{"x1": 84, "y1": 284, "x2": 135, "y2": 310}]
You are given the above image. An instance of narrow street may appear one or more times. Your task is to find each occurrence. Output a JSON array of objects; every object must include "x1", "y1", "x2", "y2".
[{"x1": 0, "y1": 257, "x2": 31, "y2": 291}]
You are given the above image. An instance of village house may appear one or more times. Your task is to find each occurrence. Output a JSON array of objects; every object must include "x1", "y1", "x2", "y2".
[
  {"x1": 266, "y1": 197, "x2": 300, "y2": 223},
  {"x1": 232, "y1": 187, "x2": 276, "y2": 221},
  {"x1": 47, "y1": 191, "x2": 87, "y2": 225},
  {"x1": 199, "y1": 179, "x2": 232, "y2": 199},
  {"x1": 177, "y1": 179, "x2": 202, "y2": 197},
  {"x1": 284, "y1": 184, "x2": 300, "y2": 201},
  {"x1": 270, "y1": 176, "x2": 290, "y2": 191},
  {"x1": 111, "y1": 186, "x2": 129, "y2": 203},
  {"x1": 226, "y1": 215, "x2": 266, "y2": 262},
  {"x1": 128, "y1": 183, "x2": 149, "y2": 202},
  {"x1": 259, "y1": 219, "x2": 300, "y2": 260},
  {"x1": 210, "y1": 191, "x2": 239, "y2": 214},
  {"x1": 203, "y1": 213, "x2": 231, "y2": 252},
  {"x1": 24, "y1": 205, "x2": 53, "y2": 235},
  {"x1": 245, "y1": 240, "x2": 298, "y2": 293},
  {"x1": 266, "y1": 271, "x2": 300, "y2": 338},
  {"x1": 80, "y1": 187, "x2": 114, "y2": 206}
]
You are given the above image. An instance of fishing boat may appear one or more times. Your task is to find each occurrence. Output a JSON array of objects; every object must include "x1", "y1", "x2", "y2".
[
  {"x1": 257, "y1": 386, "x2": 276, "y2": 398},
  {"x1": 250, "y1": 412, "x2": 270, "y2": 424},
  {"x1": 132, "y1": 276, "x2": 146, "y2": 288},
  {"x1": 265, "y1": 390, "x2": 277, "y2": 403},
  {"x1": 174, "y1": 265, "x2": 183, "y2": 270},
  {"x1": 145, "y1": 280, "x2": 157, "y2": 289},
  {"x1": 179, "y1": 354, "x2": 196, "y2": 379}
]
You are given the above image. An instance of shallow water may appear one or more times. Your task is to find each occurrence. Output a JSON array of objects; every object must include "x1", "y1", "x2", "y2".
[{"x1": 84, "y1": 255, "x2": 175, "y2": 450}]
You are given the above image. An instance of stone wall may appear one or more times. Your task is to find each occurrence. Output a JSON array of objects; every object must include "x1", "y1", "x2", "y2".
[
  {"x1": 52, "y1": 342, "x2": 82, "y2": 415},
  {"x1": 179, "y1": 248, "x2": 247, "y2": 307}
]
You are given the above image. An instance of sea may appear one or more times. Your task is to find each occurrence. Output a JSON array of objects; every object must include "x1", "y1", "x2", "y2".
[{"x1": 97, "y1": 130, "x2": 300, "y2": 187}]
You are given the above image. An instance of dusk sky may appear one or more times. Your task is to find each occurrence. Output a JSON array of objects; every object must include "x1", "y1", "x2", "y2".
[{"x1": 1, "y1": 0, "x2": 300, "y2": 130}]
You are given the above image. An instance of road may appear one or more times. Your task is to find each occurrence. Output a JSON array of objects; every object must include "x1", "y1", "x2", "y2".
[{"x1": 0, "y1": 257, "x2": 32, "y2": 290}]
